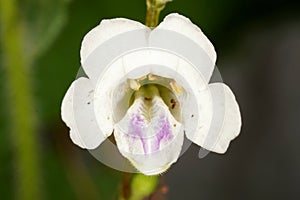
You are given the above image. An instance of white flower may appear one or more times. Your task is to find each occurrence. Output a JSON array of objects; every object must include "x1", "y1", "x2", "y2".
[{"x1": 61, "y1": 13, "x2": 241, "y2": 175}]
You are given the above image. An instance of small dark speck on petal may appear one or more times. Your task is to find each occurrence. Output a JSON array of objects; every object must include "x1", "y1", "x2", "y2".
[{"x1": 88, "y1": 90, "x2": 94, "y2": 97}]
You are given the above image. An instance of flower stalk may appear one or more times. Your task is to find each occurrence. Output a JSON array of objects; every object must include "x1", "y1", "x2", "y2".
[{"x1": 146, "y1": 0, "x2": 172, "y2": 28}]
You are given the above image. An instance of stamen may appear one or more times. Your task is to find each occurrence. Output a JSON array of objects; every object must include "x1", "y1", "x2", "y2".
[
  {"x1": 148, "y1": 74, "x2": 158, "y2": 81},
  {"x1": 170, "y1": 81, "x2": 183, "y2": 94},
  {"x1": 129, "y1": 79, "x2": 141, "y2": 91}
]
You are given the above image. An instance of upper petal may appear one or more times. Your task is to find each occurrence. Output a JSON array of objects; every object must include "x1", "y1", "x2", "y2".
[
  {"x1": 61, "y1": 77, "x2": 110, "y2": 149},
  {"x1": 149, "y1": 13, "x2": 217, "y2": 83},
  {"x1": 185, "y1": 83, "x2": 242, "y2": 153},
  {"x1": 80, "y1": 18, "x2": 150, "y2": 83},
  {"x1": 157, "y1": 13, "x2": 216, "y2": 63}
]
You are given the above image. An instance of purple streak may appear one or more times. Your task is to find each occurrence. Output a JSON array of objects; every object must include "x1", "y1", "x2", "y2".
[
  {"x1": 128, "y1": 114, "x2": 174, "y2": 154},
  {"x1": 128, "y1": 114, "x2": 147, "y2": 153},
  {"x1": 152, "y1": 116, "x2": 173, "y2": 152}
]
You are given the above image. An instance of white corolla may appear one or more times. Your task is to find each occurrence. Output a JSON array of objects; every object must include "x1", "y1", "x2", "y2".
[{"x1": 61, "y1": 13, "x2": 241, "y2": 175}]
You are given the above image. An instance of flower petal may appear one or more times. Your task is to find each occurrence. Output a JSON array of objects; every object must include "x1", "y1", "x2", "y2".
[
  {"x1": 80, "y1": 18, "x2": 150, "y2": 83},
  {"x1": 149, "y1": 13, "x2": 216, "y2": 83},
  {"x1": 185, "y1": 83, "x2": 241, "y2": 153},
  {"x1": 120, "y1": 130, "x2": 184, "y2": 176},
  {"x1": 61, "y1": 77, "x2": 110, "y2": 149},
  {"x1": 114, "y1": 91, "x2": 183, "y2": 175}
]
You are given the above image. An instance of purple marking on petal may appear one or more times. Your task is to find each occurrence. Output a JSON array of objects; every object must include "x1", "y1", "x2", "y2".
[
  {"x1": 151, "y1": 115, "x2": 174, "y2": 153},
  {"x1": 129, "y1": 114, "x2": 148, "y2": 153},
  {"x1": 128, "y1": 114, "x2": 174, "y2": 154}
]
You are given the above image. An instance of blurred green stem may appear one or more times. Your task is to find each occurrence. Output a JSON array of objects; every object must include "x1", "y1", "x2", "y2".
[
  {"x1": 0, "y1": 0, "x2": 41, "y2": 200},
  {"x1": 146, "y1": 0, "x2": 172, "y2": 28}
]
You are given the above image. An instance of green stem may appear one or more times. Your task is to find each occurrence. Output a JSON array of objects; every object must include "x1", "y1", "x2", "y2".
[
  {"x1": 146, "y1": 0, "x2": 172, "y2": 28},
  {"x1": 0, "y1": 0, "x2": 41, "y2": 200}
]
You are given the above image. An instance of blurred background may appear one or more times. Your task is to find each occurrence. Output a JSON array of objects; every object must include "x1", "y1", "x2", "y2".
[{"x1": 0, "y1": 0, "x2": 300, "y2": 199}]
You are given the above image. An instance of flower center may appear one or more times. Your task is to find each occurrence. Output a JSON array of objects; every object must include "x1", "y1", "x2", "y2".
[
  {"x1": 112, "y1": 73, "x2": 183, "y2": 123},
  {"x1": 113, "y1": 73, "x2": 184, "y2": 154}
]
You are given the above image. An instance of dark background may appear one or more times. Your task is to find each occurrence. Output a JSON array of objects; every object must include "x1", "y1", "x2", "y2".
[{"x1": 1, "y1": 0, "x2": 300, "y2": 199}]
